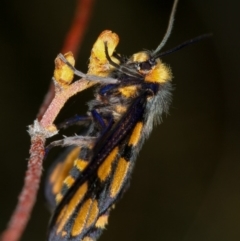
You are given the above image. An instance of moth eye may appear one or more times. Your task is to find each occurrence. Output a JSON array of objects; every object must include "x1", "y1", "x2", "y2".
[{"x1": 139, "y1": 61, "x2": 152, "y2": 71}]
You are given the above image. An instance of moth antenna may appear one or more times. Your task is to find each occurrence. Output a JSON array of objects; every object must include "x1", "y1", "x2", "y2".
[
  {"x1": 156, "y1": 33, "x2": 213, "y2": 58},
  {"x1": 152, "y1": 0, "x2": 179, "y2": 57}
]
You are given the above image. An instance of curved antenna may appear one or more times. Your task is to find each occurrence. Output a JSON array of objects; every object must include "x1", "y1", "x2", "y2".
[
  {"x1": 152, "y1": 0, "x2": 179, "y2": 57},
  {"x1": 156, "y1": 33, "x2": 212, "y2": 58}
]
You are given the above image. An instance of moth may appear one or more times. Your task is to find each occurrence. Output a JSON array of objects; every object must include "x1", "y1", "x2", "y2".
[{"x1": 45, "y1": 0, "x2": 208, "y2": 240}]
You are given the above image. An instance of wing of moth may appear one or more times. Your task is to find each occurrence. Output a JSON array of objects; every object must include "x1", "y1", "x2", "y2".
[{"x1": 45, "y1": 1, "x2": 180, "y2": 240}]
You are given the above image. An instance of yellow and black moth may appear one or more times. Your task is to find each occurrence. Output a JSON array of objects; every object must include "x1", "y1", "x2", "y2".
[{"x1": 45, "y1": 0, "x2": 209, "y2": 240}]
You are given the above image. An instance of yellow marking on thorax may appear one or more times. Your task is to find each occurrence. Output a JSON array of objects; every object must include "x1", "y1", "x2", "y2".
[
  {"x1": 145, "y1": 59, "x2": 172, "y2": 83},
  {"x1": 128, "y1": 122, "x2": 143, "y2": 146},
  {"x1": 118, "y1": 85, "x2": 137, "y2": 98},
  {"x1": 56, "y1": 182, "x2": 88, "y2": 234},
  {"x1": 50, "y1": 147, "x2": 81, "y2": 195},
  {"x1": 63, "y1": 176, "x2": 75, "y2": 188},
  {"x1": 74, "y1": 158, "x2": 89, "y2": 172},
  {"x1": 110, "y1": 158, "x2": 130, "y2": 198},
  {"x1": 95, "y1": 214, "x2": 109, "y2": 228},
  {"x1": 71, "y1": 199, "x2": 99, "y2": 236},
  {"x1": 98, "y1": 147, "x2": 119, "y2": 181}
]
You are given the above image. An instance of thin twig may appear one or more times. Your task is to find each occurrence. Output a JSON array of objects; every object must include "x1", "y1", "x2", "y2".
[
  {"x1": 0, "y1": 1, "x2": 95, "y2": 241},
  {"x1": 40, "y1": 79, "x2": 96, "y2": 129},
  {"x1": 37, "y1": 0, "x2": 95, "y2": 121},
  {"x1": 61, "y1": 0, "x2": 95, "y2": 55},
  {"x1": 1, "y1": 135, "x2": 45, "y2": 241}
]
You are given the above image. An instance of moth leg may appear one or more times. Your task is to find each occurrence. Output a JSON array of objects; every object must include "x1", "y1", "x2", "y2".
[
  {"x1": 47, "y1": 136, "x2": 97, "y2": 150},
  {"x1": 91, "y1": 109, "x2": 107, "y2": 130},
  {"x1": 47, "y1": 110, "x2": 113, "y2": 153},
  {"x1": 57, "y1": 53, "x2": 118, "y2": 84},
  {"x1": 91, "y1": 109, "x2": 115, "y2": 137},
  {"x1": 57, "y1": 110, "x2": 110, "y2": 131},
  {"x1": 57, "y1": 115, "x2": 91, "y2": 129}
]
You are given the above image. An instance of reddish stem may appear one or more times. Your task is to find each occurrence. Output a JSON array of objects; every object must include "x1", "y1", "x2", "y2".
[
  {"x1": 1, "y1": 135, "x2": 45, "y2": 241},
  {"x1": 37, "y1": 82, "x2": 55, "y2": 121},
  {"x1": 62, "y1": 0, "x2": 95, "y2": 55},
  {"x1": 1, "y1": 0, "x2": 95, "y2": 241},
  {"x1": 37, "y1": 0, "x2": 95, "y2": 120},
  {"x1": 40, "y1": 79, "x2": 96, "y2": 129}
]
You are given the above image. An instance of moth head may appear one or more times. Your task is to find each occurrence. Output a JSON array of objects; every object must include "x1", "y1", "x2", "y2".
[
  {"x1": 126, "y1": 0, "x2": 178, "y2": 81},
  {"x1": 127, "y1": 51, "x2": 154, "y2": 75},
  {"x1": 103, "y1": 0, "x2": 178, "y2": 80},
  {"x1": 127, "y1": 51, "x2": 172, "y2": 83}
]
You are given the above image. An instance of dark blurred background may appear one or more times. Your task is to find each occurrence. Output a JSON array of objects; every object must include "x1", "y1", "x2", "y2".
[{"x1": 0, "y1": 0, "x2": 240, "y2": 241}]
